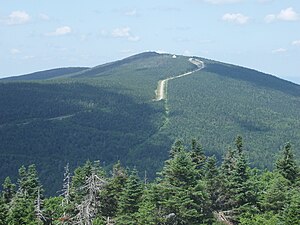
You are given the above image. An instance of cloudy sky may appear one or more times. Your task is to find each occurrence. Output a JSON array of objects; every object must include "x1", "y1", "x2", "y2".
[{"x1": 1, "y1": 0, "x2": 300, "y2": 83}]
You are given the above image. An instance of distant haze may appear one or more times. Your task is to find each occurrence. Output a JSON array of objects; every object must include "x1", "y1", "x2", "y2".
[{"x1": 0, "y1": 0, "x2": 299, "y2": 84}]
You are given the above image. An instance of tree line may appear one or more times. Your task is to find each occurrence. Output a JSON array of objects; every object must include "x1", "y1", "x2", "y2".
[{"x1": 0, "y1": 136, "x2": 299, "y2": 225}]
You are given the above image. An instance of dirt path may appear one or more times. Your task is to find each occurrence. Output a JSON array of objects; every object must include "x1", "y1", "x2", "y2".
[{"x1": 155, "y1": 58, "x2": 204, "y2": 101}]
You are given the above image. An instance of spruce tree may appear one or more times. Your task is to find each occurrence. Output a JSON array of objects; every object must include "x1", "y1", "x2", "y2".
[
  {"x1": 116, "y1": 168, "x2": 143, "y2": 225},
  {"x1": 43, "y1": 196, "x2": 64, "y2": 225},
  {"x1": 2, "y1": 177, "x2": 16, "y2": 204},
  {"x1": 259, "y1": 173, "x2": 289, "y2": 213},
  {"x1": 276, "y1": 143, "x2": 299, "y2": 183},
  {"x1": 136, "y1": 186, "x2": 158, "y2": 225},
  {"x1": 157, "y1": 145, "x2": 211, "y2": 224},
  {"x1": 0, "y1": 197, "x2": 8, "y2": 225},
  {"x1": 235, "y1": 135, "x2": 243, "y2": 154},
  {"x1": 7, "y1": 165, "x2": 43, "y2": 225},
  {"x1": 7, "y1": 192, "x2": 36, "y2": 225},
  {"x1": 205, "y1": 156, "x2": 220, "y2": 211},
  {"x1": 281, "y1": 188, "x2": 300, "y2": 225},
  {"x1": 190, "y1": 139, "x2": 206, "y2": 179},
  {"x1": 100, "y1": 161, "x2": 128, "y2": 219},
  {"x1": 17, "y1": 165, "x2": 43, "y2": 200},
  {"x1": 170, "y1": 139, "x2": 184, "y2": 158}
]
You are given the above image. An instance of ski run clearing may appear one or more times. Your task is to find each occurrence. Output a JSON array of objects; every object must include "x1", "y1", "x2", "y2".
[{"x1": 155, "y1": 58, "x2": 204, "y2": 101}]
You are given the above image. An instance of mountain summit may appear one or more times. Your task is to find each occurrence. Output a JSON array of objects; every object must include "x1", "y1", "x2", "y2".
[{"x1": 1, "y1": 52, "x2": 300, "y2": 194}]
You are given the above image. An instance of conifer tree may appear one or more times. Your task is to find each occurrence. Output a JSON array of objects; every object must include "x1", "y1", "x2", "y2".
[
  {"x1": 7, "y1": 192, "x2": 36, "y2": 225},
  {"x1": 43, "y1": 196, "x2": 64, "y2": 225},
  {"x1": 136, "y1": 186, "x2": 158, "y2": 225},
  {"x1": 8, "y1": 165, "x2": 42, "y2": 225},
  {"x1": 2, "y1": 177, "x2": 16, "y2": 204},
  {"x1": 276, "y1": 143, "x2": 299, "y2": 183},
  {"x1": 100, "y1": 161, "x2": 128, "y2": 219},
  {"x1": 157, "y1": 145, "x2": 211, "y2": 224},
  {"x1": 190, "y1": 139, "x2": 206, "y2": 179},
  {"x1": 218, "y1": 137, "x2": 256, "y2": 223},
  {"x1": 235, "y1": 135, "x2": 243, "y2": 154},
  {"x1": 259, "y1": 173, "x2": 289, "y2": 213},
  {"x1": 205, "y1": 156, "x2": 220, "y2": 211},
  {"x1": 17, "y1": 164, "x2": 43, "y2": 200},
  {"x1": 116, "y1": 168, "x2": 143, "y2": 225},
  {"x1": 170, "y1": 139, "x2": 184, "y2": 158},
  {"x1": 0, "y1": 197, "x2": 8, "y2": 225},
  {"x1": 281, "y1": 189, "x2": 300, "y2": 225},
  {"x1": 73, "y1": 164, "x2": 106, "y2": 225}
]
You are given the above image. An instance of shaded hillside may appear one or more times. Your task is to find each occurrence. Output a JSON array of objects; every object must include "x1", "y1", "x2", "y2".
[
  {"x1": 1, "y1": 67, "x2": 89, "y2": 81},
  {"x1": 0, "y1": 82, "x2": 166, "y2": 194},
  {"x1": 204, "y1": 61, "x2": 300, "y2": 97},
  {"x1": 0, "y1": 52, "x2": 300, "y2": 194},
  {"x1": 166, "y1": 60, "x2": 300, "y2": 168}
]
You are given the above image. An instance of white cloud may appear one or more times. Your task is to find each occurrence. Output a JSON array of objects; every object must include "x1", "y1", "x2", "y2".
[
  {"x1": 111, "y1": 27, "x2": 140, "y2": 42},
  {"x1": 125, "y1": 9, "x2": 137, "y2": 16},
  {"x1": 264, "y1": 14, "x2": 276, "y2": 23},
  {"x1": 204, "y1": 0, "x2": 241, "y2": 4},
  {"x1": 222, "y1": 13, "x2": 249, "y2": 24},
  {"x1": 277, "y1": 7, "x2": 299, "y2": 21},
  {"x1": 39, "y1": 13, "x2": 50, "y2": 21},
  {"x1": 292, "y1": 40, "x2": 300, "y2": 46},
  {"x1": 10, "y1": 48, "x2": 21, "y2": 55},
  {"x1": 265, "y1": 7, "x2": 299, "y2": 23},
  {"x1": 46, "y1": 26, "x2": 72, "y2": 36},
  {"x1": 128, "y1": 36, "x2": 140, "y2": 42},
  {"x1": 4, "y1": 11, "x2": 30, "y2": 25},
  {"x1": 272, "y1": 48, "x2": 287, "y2": 53},
  {"x1": 112, "y1": 27, "x2": 131, "y2": 38}
]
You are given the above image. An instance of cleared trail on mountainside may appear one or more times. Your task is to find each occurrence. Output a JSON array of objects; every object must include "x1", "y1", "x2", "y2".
[{"x1": 155, "y1": 58, "x2": 204, "y2": 101}]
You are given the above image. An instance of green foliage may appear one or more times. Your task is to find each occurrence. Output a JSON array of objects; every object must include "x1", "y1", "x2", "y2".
[
  {"x1": 167, "y1": 62, "x2": 300, "y2": 170},
  {"x1": 259, "y1": 172, "x2": 289, "y2": 213},
  {"x1": 99, "y1": 162, "x2": 128, "y2": 218},
  {"x1": 0, "y1": 197, "x2": 8, "y2": 225},
  {"x1": 276, "y1": 143, "x2": 299, "y2": 183},
  {"x1": 43, "y1": 196, "x2": 64, "y2": 225},
  {"x1": 136, "y1": 187, "x2": 159, "y2": 225},
  {"x1": 204, "y1": 156, "x2": 220, "y2": 211},
  {"x1": 1, "y1": 52, "x2": 300, "y2": 196},
  {"x1": 157, "y1": 146, "x2": 211, "y2": 225},
  {"x1": 239, "y1": 212, "x2": 280, "y2": 225},
  {"x1": 8, "y1": 193, "x2": 36, "y2": 225},
  {"x1": 0, "y1": 137, "x2": 299, "y2": 225},
  {"x1": 2, "y1": 177, "x2": 15, "y2": 203},
  {"x1": 281, "y1": 188, "x2": 300, "y2": 225},
  {"x1": 116, "y1": 169, "x2": 143, "y2": 224}
]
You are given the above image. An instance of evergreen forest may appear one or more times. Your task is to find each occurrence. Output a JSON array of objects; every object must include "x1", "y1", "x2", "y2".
[
  {"x1": 1, "y1": 52, "x2": 300, "y2": 195},
  {"x1": 0, "y1": 137, "x2": 299, "y2": 225}
]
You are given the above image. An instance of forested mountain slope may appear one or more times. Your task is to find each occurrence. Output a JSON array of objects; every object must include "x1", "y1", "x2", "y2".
[
  {"x1": 1, "y1": 67, "x2": 89, "y2": 81},
  {"x1": 166, "y1": 60, "x2": 300, "y2": 168},
  {"x1": 0, "y1": 52, "x2": 300, "y2": 194}
]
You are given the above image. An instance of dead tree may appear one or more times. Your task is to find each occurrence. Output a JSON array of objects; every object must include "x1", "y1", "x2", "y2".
[
  {"x1": 73, "y1": 169, "x2": 107, "y2": 225},
  {"x1": 35, "y1": 188, "x2": 46, "y2": 225}
]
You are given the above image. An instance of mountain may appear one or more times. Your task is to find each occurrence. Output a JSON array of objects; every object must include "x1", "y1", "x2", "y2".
[
  {"x1": 1, "y1": 51, "x2": 300, "y2": 194},
  {"x1": 1, "y1": 67, "x2": 89, "y2": 81}
]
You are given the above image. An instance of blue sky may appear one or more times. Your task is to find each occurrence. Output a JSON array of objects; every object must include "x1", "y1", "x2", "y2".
[{"x1": 1, "y1": 0, "x2": 300, "y2": 83}]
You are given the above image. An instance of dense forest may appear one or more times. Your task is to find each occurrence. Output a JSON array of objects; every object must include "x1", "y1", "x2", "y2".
[
  {"x1": 0, "y1": 137, "x2": 299, "y2": 225},
  {"x1": 1, "y1": 52, "x2": 300, "y2": 195}
]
